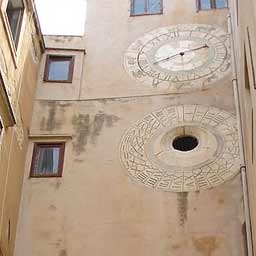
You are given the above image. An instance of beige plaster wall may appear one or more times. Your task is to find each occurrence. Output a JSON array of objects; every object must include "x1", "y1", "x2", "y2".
[
  {"x1": 16, "y1": 92, "x2": 245, "y2": 256},
  {"x1": 15, "y1": 0, "x2": 246, "y2": 256}
]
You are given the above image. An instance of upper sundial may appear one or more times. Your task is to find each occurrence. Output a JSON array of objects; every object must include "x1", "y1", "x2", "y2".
[{"x1": 124, "y1": 24, "x2": 231, "y2": 93}]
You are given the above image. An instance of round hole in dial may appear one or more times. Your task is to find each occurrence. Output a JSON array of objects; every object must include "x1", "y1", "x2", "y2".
[{"x1": 172, "y1": 135, "x2": 199, "y2": 152}]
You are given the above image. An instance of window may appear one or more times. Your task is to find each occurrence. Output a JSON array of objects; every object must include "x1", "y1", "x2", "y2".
[
  {"x1": 0, "y1": 119, "x2": 3, "y2": 140},
  {"x1": 6, "y1": 0, "x2": 25, "y2": 48},
  {"x1": 30, "y1": 143, "x2": 65, "y2": 177},
  {"x1": 131, "y1": 0, "x2": 163, "y2": 16},
  {"x1": 197, "y1": 0, "x2": 228, "y2": 10},
  {"x1": 44, "y1": 55, "x2": 75, "y2": 83}
]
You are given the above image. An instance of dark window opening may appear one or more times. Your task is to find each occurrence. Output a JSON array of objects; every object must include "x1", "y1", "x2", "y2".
[
  {"x1": 30, "y1": 143, "x2": 65, "y2": 177},
  {"x1": 131, "y1": 0, "x2": 163, "y2": 16},
  {"x1": 172, "y1": 135, "x2": 199, "y2": 152},
  {"x1": 44, "y1": 55, "x2": 75, "y2": 83},
  {"x1": 6, "y1": 0, "x2": 24, "y2": 48},
  {"x1": 197, "y1": 0, "x2": 228, "y2": 10},
  {"x1": 8, "y1": 220, "x2": 11, "y2": 243},
  {"x1": 0, "y1": 119, "x2": 3, "y2": 139}
]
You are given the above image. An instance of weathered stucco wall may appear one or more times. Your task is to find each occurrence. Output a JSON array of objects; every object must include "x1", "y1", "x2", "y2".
[
  {"x1": 17, "y1": 92, "x2": 246, "y2": 256},
  {"x1": 15, "y1": 0, "x2": 246, "y2": 255}
]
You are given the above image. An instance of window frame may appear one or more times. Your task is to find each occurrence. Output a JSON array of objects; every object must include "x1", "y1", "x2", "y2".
[
  {"x1": 43, "y1": 55, "x2": 75, "y2": 83},
  {"x1": 130, "y1": 0, "x2": 163, "y2": 17},
  {"x1": 2, "y1": 0, "x2": 25, "y2": 50},
  {"x1": 197, "y1": 0, "x2": 228, "y2": 11},
  {"x1": 5, "y1": 0, "x2": 25, "y2": 48},
  {"x1": 30, "y1": 142, "x2": 65, "y2": 178}
]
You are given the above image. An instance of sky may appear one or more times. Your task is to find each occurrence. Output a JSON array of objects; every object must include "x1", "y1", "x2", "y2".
[{"x1": 34, "y1": 0, "x2": 87, "y2": 36}]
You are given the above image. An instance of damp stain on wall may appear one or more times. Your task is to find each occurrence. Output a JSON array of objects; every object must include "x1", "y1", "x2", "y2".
[
  {"x1": 72, "y1": 112, "x2": 120, "y2": 154},
  {"x1": 177, "y1": 192, "x2": 188, "y2": 226},
  {"x1": 39, "y1": 101, "x2": 71, "y2": 131},
  {"x1": 58, "y1": 249, "x2": 68, "y2": 256}
]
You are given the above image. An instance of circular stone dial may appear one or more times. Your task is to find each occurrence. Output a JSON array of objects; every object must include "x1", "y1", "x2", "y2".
[
  {"x1": 124, "y1": 24, "x2": 231, "y2": 93},
  {"x1": 119, "y1": 105, "x2": 240, "y2": 192}
]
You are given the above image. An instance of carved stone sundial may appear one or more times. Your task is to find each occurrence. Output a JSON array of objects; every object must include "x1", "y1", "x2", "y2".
[{"x1": 120, "y1": 105, "x2": 240, "y2": 192}]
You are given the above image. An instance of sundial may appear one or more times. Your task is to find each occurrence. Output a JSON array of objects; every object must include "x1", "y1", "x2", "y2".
[{"x1": 119, "y1": 105, "x2": 240, "y2": 192}]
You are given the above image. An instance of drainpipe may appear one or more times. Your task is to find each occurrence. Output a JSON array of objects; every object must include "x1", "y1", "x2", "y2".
[{"x1": 227, "y1": 14, "x2": 254, "y2": 256}]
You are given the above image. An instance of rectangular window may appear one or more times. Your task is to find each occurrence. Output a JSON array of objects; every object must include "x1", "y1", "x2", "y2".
[
  {"x1": 6, "y1": 0, "x2": 24, "y2": 48},
  {"x1": 215, "y1": 0, "x2": 228, "y2": 8},
  {"x1": 44, "y1": 55, "x2": 75, "y2": 83},
  {"x1": 197, "y1": 0, "x2": 228, "y2": 10},
  {"x1": 30, "y1": 143, "x2": 65, "y2": 177},
  {"x1": 131, "y1": 0, "x2": 163, "y2": 16}
]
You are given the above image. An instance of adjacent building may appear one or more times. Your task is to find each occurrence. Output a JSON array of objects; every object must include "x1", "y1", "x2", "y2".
[
  {"x1": 0, "y1": 0, "x2": 44, "y2": 255},
  {"x1": 230, "y1": 0, "x2": 256, "y2": 255}
]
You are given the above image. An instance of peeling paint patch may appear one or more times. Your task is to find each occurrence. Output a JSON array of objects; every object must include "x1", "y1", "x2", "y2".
[{"x1": 193, "y1": 236, "x2": 219, "y2": 256}]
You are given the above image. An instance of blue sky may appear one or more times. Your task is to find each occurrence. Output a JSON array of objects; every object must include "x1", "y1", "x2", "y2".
[{"x1": 35, "y1": 0, "x2": 87, "y2": 35}]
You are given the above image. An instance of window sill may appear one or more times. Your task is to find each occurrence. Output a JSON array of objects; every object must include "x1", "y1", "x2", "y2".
[
  {"x1": 29, "y1": 134, "x2": 72, "y2": 141},
  {"x1": 29, "y1": 174, "x2": 63, "y2": 178},
  {"x1": 43, "y1": 79, "x2": 73, "y2": 84},
  {"x1": 130, "y1": 11, "x2": 163, "y2": 17},
  {"x1": 197, "y1": 7, "x2": 229, "y2": 12}
]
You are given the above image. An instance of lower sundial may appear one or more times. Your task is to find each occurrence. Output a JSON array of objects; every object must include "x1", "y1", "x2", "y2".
[{"x1": 119, "y1": 105, "x2": 241, "y2": 192}]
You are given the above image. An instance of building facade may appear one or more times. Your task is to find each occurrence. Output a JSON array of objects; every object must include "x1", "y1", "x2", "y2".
[
  {"x1": 0, "y1": 0, "x2": 44, "y2": 255},
  {"x1": 9, "y1": 0, "x2": 254, "y2": 256},
  {"x1": 230, "y1": 0, "x2": 256, "y2": 255}
]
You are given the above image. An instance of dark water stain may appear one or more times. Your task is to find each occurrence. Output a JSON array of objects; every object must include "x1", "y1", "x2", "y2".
[
  {"x1": 90, "y1": 113, "x2": 105, "y2": 144},
  {"x1": 59, "y1": 249, "x2": 68, "y2": 256},
  {"x1": 177, "y1": 192, "x2": 188, "y2": 226},
  {"x1": 72, "y1": 112, "x2": 120, "y2": 155},
  {"x1": 105, "y1": 114, "x2": 120, "y2": 128},
  {"x1": 40, "y1": 102, "x2": 62, "y2": 131},
  {"x1": 72, "y1": 114, "x2": 90, "y2": 154},
  {"x1": 49, "y1": 205, "x2": 57, "y2": 211},
  {"x1": 47, "y1": 102, "x2": 58, "y2": 131}
]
